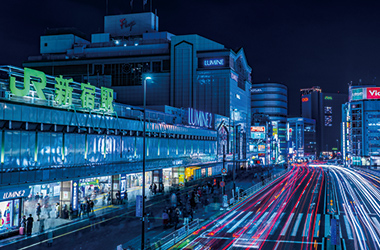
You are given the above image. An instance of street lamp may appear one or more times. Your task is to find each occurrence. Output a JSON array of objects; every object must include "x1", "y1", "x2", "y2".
[
  {"x1": 232, "y1": 108, "x2": 238, "y2": 193},
  {"x1": 141, "y1": 76, "x2": 151, "y2": 250}
]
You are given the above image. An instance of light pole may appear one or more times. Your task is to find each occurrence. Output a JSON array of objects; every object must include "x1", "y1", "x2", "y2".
[
  {"x1": 141, "y1": 76, "x2": 151, "y2": 250},
  {"x1": 232, "y1": 108, "x2": 237, "y2": 193}
]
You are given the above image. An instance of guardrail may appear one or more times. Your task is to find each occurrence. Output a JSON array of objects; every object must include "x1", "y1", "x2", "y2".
[
  {"x1": 149, "y1": 218, "x2": 200, "y2": 250},
  {"x1": 230, "y1": 168, "x2": 290, "y2": 206}
]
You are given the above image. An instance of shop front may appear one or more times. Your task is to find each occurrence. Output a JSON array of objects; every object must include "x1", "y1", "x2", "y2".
[
  {"x1": 0, "y1": 186, "x2": 30, "y2": 234},
  {"x1": 163, "y1": 168, "x2": 173, "y2": 187},
  {"x1": 185, "y1": 167, "x2": 200, "y2": 181},
  {"x1": 172, "y1": 167, "x2": 185, "y2": 186},
  {"x1": 78, "y1": 176, "x2": 111, "y2": 205},
  {"x1": 24, "y1": 182, "x2": 60, "y2": 220}
]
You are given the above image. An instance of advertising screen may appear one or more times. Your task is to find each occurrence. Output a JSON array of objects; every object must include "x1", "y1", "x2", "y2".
[
  {"x1": 325, "y1": 115, "x2": 333, "y2": 126},
  {"x1": 367, "y1": 87, "x2": 380, "y2": 99},
  {"x1": 251, "y1": 126, "x2": 265, "y2": 133},
  {"x1": 324, "y1": 106, "x2": 332, "y2": 115}
]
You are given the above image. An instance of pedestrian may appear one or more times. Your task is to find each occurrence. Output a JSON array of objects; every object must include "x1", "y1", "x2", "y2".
[
  {"x1": 149, "y1": 183, "x2": 153, "y2": 195},
  {"x1": 115, "y1": 191, "x2": 121, "y2": 205},
  {"x1": 55, "y1": 203, "x2": 60, "y2": 219},
  {"x1": 107, "y1": 192, "x2": 111, "y2": 205},
  {"x1": 26, "y1": 214, "x2": 34, "y2": 236},
  {"x1": 162, "y1": 210, "x2": 169, "y2": 229},
  {"x1": 68, "y1": 204, "x2": 73, "y2": 220},
  {"x1": 34, "y1": 192, "x2": 40, "y2": 202},
  {"x1": 36, "y1": 203, "x2": 41, "y2": 221},
  {"x1": 173, "y1": 208, "x2": 180, "y2": 230},
  {"x1": 79, "y1": 202, "x2": 84, "y2": 218},
  {"x1": 43, "y1": 194, "x2": 49, "y2": 207},
  {"x1": 90, "y1": 200, "x2": 94, "y2": 213},
  {"x1": 86, "y1": 200, "x2": 92, "y2": 216},
  {"x1": 47, "y1": 231, "x2": 53, "y2": 247},
  {"x1": 39, "y1": 216, "x2": 45, "y2": 233},
  {"x1": 153, "y1": 183, "x2": 157, "y2": 195},
  {"x1": 183, "y1": 208, "x2": 189, "y2": 225},
  {"x1": 20, "y1": 215, "x2": 27, "y2": 235}
]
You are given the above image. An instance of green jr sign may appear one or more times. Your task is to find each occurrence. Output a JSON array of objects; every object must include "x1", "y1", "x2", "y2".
[{"x1": 9, "y1": 68, "x2": 114, "y2": 113}]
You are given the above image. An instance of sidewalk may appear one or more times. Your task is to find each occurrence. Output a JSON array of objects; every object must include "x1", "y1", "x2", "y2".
[{"x1": 0, "y1": 166, "x2": 284, "y2": 249}]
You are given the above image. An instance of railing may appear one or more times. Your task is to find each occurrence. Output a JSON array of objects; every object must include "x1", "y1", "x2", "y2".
[
  {"x1": 149, "y1": 218, "x2": 200, "y2": 250},
  {"x1": 230, "y1": 168, "x2": 290, "y2": 206}
]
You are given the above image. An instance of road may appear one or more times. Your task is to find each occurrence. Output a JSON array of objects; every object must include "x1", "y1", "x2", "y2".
[{"x1": 175, "y1": 165, "x2": 380, "y2": 250}]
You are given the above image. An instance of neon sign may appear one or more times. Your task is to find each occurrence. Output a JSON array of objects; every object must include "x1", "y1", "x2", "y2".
[
  {"x1": 367, "y1": 87, "x2": 380, "y2": 99},
  {"x1": 9, "y1": 68, "x2": 114, "y2": 113},
  {"x1": 324, "y1": 96, "x2": 333, "y2": 100},
  {"x1": 188, "y1": 108, "x2": 213, "y2": 128},
  {"x1": 204, "y1": 59, "x2": 224, "y2": 67},
  {"x1": 251, "y1": 126, "x2": 265, "y2": 132},
  {"x1": 302, "y1": 97, "x2": 309, "y2": 102}
]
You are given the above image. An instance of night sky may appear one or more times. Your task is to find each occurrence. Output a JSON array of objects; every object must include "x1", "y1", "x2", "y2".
[{"x1": 1, "y1": 0, "x2": 380, "y2": 116}]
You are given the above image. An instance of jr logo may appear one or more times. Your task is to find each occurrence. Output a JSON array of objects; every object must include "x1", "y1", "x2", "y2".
[{"x1": 119, "y1": 18, "x2": 136, "y2": 31}]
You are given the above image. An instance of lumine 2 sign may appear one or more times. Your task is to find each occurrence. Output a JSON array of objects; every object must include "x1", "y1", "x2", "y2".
[{"x1": 9, "y1": 68, "x2": 114, "y2": 112}]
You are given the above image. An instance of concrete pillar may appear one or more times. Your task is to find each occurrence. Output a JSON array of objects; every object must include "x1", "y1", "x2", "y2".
[
  {"x1": 60, "y1": 181, "x2": 72, "y2": 219},
  {"x1": 111, "y1": 175, "x2": 120, "y2": 204}
]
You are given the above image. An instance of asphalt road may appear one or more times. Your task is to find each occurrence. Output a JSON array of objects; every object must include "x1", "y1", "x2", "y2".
[{"x1": 174, "y1": 165, "x2": 380, "y2": 250}]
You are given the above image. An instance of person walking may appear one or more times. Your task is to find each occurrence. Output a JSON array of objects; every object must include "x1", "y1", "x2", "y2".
[
  {"x1": 36, "y1": 203, "x2": 41, "y2": 221},
  {"x1": 26, "y1": 214, "x2": 34, "y2": 236},
  {"x1": 89, "y1": 200, "x2": 94, "y2": 213},
  {"x1": 173, "y1": 208, "x2": 180, "y2": 230},
  {"x1": 182, "y1": 208, "x2": 189, "y2": 226},
  {"x1": 162, "y1": 210, "x2": 169, "y2": 229},
  {"x1": 86, "y1": 200, "x2": 92, "y2": 216},
  {"x1": 153, "y1": 183, "x2": 157, "y2": 195},
  {"x1": 55, "y1": 203, "x2": 60, "y2": 219},
  {"x1": 20, "y1": 215, "x2": 27, "y2": 235},
  {"x1": 115, "y1": 191, "x2": 121, "y2": 205}
]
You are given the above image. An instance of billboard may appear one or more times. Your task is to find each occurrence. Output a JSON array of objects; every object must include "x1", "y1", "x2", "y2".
[
  {"x1": 367, "y1": 87, "x2": 380, "y2": 99},
  {"x1": 351, "y1": 88, "x2": 364, "y2": 101},
  {"x1": 198, "y1": 57, "x2": 229, "y2": 69},
  {"x1": 251, "y1": 126, "x2": 265, "y2": 133}
]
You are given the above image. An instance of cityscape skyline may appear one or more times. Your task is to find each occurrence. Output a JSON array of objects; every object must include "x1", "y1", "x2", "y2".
[{"x1": 1, "y1": 0, "x2": 380, "y2": 116}]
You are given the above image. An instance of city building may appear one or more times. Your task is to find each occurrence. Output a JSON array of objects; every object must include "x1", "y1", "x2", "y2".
[
  {"x1": 250, "y1": 113, "x2": 272, "y2": 165},
  {"x1": 24, "y1": 12, "x2": 252, "y2": 164},
  {"x1": 287, "y1": 117, "x2": 316, "y2": 161},
  {"x1": 0, "y1": 66, "x2": 219, "y2": 236},
  {"x1": 251, "y1": 83, "x2": 288, "y2": 164},
  {"x1": 301, "y1": 87, "x2": 347, "y2": 158},
  {"x1": 342, "y1": 86, "x2": 380, "y2": 167}
]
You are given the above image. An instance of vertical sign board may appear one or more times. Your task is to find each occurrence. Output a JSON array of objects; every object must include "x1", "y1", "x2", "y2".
[
  {"x1": 223, "y1": 195, "x2": 228, "y2": 208},
  {"x1": 72, "y1": 181, "x2": 78, "y2": 211},
  {"x1": 120, "y1": 174, "x2": 126, "y2": 200},
  {"x1": 136, "y1": 195, "x2": 143, "y2": 217},
  {"x1": 330, "y1": 218, "x2": 340, "y2": 245}
]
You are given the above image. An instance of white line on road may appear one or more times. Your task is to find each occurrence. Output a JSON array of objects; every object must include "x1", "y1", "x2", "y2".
[
  {"x1": 280, "y1": 213, "x2": 294, "y2": 236},
  {"x1": 247, "y1": 212, "x2": 268, "y2": 234},
  {"x1": 291, "y1": 213, "x2": 303, "y2": 237},
  {"x1": 343, "y1": 215, "x2": 353, "y2": 240},
  {"x1": 325, "y1": 215, "x2": 330, "y2": 237},
  {"x1": 302, "y1": 213, "x2": 312, "y2": 237},
  {"x1": 270, "y1": 213, "x2": 285, "y2": 235},
  {"x1": 227, "y1": 211, "x2": 253, "y2": 233}
]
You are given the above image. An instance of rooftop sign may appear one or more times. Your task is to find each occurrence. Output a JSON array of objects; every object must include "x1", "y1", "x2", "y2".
[
  {"x1": 198, "y1": 57, "x2": 229, "y2": 69},
  {"x1": 367, "y1": 87, "x2": 380, "y2": 99},
  {"x1": 188, "y1": 108, "x2": 213, "y2": 129},
  {"x1": 6, "y1": 67, "x2": 114, "y2": 113}
]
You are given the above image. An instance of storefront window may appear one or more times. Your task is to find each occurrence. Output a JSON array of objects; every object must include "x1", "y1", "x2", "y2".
[
  {"x1": 0, "y1": 201, "x2": 13, "y2": 231},
  {"x1": 78, "y1": 177, "x2": 111, "y2": 203},
  {"x1": 163, "y1": 168, "x2": 172, "y2": 187}
]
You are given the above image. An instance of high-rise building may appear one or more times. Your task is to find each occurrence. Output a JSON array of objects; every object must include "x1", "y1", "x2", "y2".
[
  {"x1": 301, "y1": 88, "x2": 347, "y2": 157},
  {"x1": 251, "y1": 83, "x2": 288, "y2": 163},
  {"x1": 287, "y1": 117, "x2": 316, "y2": 159},
  {"x1": 342, "y1": 86, "x2": 380, "y2": 167}
]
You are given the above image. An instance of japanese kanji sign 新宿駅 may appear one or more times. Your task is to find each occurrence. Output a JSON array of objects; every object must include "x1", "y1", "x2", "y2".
[{"x1": 8, "y1": 67, "x2": 114, "y2": 113}]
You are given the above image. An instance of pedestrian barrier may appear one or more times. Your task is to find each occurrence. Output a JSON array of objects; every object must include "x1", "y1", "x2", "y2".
[
  {"x1": 229, "y1": 168, "x2": 290, "y2": 207},
  {"x1": 150, "y1": 218, "x2": 200, "y2": 250}
]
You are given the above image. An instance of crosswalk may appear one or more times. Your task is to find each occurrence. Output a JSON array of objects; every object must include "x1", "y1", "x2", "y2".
[{"x1": 215, "y1": 211, "x2": 380, "y2": 241}]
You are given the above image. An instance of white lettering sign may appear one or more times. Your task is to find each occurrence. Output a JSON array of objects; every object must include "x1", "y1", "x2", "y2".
[
  {"x1": 188, "y1": 108, "x2": 213, "y2": 128},
  {"x1": 204, "y1": 59, "x2": 224, "y2": 67},
  {"x1": 3, "y1": 190, "x2": 26, "y2": 199}
]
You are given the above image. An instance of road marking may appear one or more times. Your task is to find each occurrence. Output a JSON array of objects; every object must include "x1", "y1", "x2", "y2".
[
  {"x1": 247, "y1": 212, "x2": 268, "y2": 234},
  {"x1": 270, "y1": 213, "x2": 285, "y2": 235},
  {"x1": 314, "y1": 214, "x2": 321, "y2": 237},
  {"x1": 227, "y1": 211, "x2": 253, "y2": 233},
  {"x1": 280, "y1": 213, "x2": 294, "y2": 236},
  {"x1": 302, "y1": 213, "x2": 312, "y2": 237},
  {"x1": 210, "y1": 210, "x2": 237, "y2": 230},
  {"x1": 291, "y1": 213, "x2": 303, "y2": 236},
  {"x1": 325, "y1": 215, "x2": 330, "y2": 237}
]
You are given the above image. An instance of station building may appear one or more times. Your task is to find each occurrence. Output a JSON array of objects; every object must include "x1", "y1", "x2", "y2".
[
  {"x1": 0, "y1": 66, "x2": 219, "y2": 235},
  {"x1": 23, "y1": 12, "x2": 252, "y2": 163}
]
